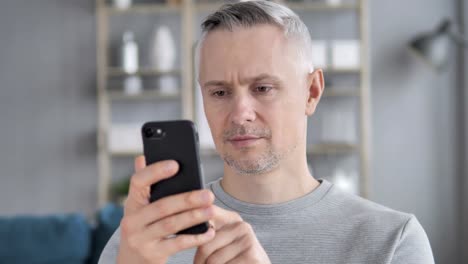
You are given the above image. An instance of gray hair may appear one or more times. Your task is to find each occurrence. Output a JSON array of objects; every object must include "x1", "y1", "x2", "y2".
[{"x1": 194, "y1": 0, "x2": 314, "y2": 82}]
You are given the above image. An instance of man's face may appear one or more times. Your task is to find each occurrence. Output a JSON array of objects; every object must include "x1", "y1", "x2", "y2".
[{"x1": 199, "y1": 24, "x2": 318, "y2": 175}]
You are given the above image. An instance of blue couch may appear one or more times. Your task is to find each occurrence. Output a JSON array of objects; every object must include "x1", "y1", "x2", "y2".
[{"x1": 0, "y1": 204, "x2": 123, "y2": 264}]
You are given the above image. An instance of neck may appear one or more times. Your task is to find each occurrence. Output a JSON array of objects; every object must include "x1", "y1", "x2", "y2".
[{"x1": 220, "y1": 151, "x2": 320, "y2": 204}]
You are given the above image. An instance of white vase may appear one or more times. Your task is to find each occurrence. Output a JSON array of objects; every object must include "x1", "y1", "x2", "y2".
[
  {"x1": 113, "y1": 0, "x2": 132, "y2": 9},
  {"x1": 150, "y1": 25, "x2": 176, "y2": 72},
  {"x1": 120, "y1": 31, "x2": 138, "y2": 74},
  {"x1": 326, "y1": 0, "x2": 342, "y2": 6}
]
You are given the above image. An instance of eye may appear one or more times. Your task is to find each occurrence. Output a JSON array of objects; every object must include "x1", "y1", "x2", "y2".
[
  {"x1": 255, "y1": 86, "x2": 272, "y2": 93},
  {"x1": 212, "y1": 90, "x2": 227, "y2": 97}
]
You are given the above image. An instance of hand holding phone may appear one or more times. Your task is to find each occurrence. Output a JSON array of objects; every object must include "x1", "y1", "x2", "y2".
[
  {"x1": 142, "y1": 120, "x2": 209, "y2": 234},
  {"x1": 117, "y1": 157, "x2": 216, "y2": 264}
]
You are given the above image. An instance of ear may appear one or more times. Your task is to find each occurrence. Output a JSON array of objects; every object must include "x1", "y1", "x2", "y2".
[{"x1": 305, "y1": 69, "x2": 325, "y2": 116}]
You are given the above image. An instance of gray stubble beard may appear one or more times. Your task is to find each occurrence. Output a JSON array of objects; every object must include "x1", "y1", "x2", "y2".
[
  {"x1": 221, "y1": 124, "x2": 298, "y2": 175},
  {"x1": 223, "y1": 146, "x2": 280, "y2": 175},
  {"x1": 222, "y1": 141, "x2": 297, "y2": 176}
]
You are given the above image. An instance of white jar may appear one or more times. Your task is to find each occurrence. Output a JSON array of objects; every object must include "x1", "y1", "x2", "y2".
[
  {"x1": 120, "y1": 31, "x2": 139, "y2": 74},
  {"x1": 113, "y1": 0, "x2": 132, "y2": 9}
]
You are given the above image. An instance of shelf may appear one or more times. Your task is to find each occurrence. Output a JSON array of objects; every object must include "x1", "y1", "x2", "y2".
[
  {"x1": 105, "y1": 4, "x2": 181, "y2": 14},
  {"x1": 107, "y1": 68, "x2": 181, "y2": 77},
  {"x1": 287, "y1": 2, "x2": 359, "y2": 11},
  {"x1": 195, "y1": 2, "x2": 223, "y2": 12},
  {"x1": 323, "y1": 67, "x2": 362, "y2": 74},
  {"x1": 323, "y1": 89, "x2": 360, "y2": 97},
  {"x1": 195, "y1": 2, "x2": 358, "y2": 12},
  {"x1": 110, "y1": 150, "x2": 142, "y2": 157},
  {"x1": 108, "y1": 90, "x2": 180, "y2": 101},
  {"x1": 307, "y1": 142, "x2": 358, "y2": 155}
]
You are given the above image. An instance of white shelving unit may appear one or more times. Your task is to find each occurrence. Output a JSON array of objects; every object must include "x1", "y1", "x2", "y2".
[{"x1": 96, "y1": 0, "x2": 370, "y2": 207}]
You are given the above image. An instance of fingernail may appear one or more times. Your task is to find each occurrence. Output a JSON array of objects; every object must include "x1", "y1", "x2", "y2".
[
  {"x1": 165, "y1": 160, "x2": 176, "y2": 172},
  {"x1": 201, "y1": 190, "x2": 212, "y2": 202}
]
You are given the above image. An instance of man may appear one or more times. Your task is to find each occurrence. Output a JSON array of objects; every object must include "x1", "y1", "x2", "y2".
[{"x1": 99, "y1": 1, "x2": 434, "y2": 263}]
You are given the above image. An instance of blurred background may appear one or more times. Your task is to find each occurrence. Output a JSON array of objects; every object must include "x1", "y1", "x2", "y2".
[{"x1": 0, "y1": 0, "x2": 466, "y2": 263}]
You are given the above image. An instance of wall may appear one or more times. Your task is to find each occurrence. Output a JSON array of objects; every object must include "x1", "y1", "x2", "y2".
[
  {"x1": 0, "y1": 0, "x2": 97, "y2": 216},
  {"x1": 369, "y1": 0, "x2": 460, "y2": 263},
  {"x1": 460, "y1": 0, "x2": 468, "y2": 262}
]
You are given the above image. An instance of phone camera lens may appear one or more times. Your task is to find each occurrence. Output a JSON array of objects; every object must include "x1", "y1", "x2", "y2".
[
  {"x1": 154, "y1": 128, "x2": 165, "y2": 138},
  {"x1": 143, "y1": 127, "x2": 155, "y2": 138}
]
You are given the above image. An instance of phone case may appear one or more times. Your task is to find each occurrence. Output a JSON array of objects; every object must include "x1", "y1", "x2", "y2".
[{"x1": 141, "y1": 120, "x2": 208, "y2": 235}]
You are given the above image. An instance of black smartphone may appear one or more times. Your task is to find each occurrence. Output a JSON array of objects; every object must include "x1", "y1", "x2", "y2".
[{"x1": 141, "y1": 120, "x2": 209, "y2": 235}]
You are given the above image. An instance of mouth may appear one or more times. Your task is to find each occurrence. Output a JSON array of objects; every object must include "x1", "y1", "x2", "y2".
[{"x1": 227, "y1": 135, "x2": 262, "y2": 148}]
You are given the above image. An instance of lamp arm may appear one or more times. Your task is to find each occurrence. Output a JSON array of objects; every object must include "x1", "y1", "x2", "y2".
[{"x1": 449, "y1": 31, "x2": 468, "y2": 47}]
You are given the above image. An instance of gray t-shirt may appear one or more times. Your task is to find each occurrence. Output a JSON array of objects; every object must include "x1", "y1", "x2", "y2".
[{"x1": 99, "y1": 179, "x2": 434, "y2": 264}]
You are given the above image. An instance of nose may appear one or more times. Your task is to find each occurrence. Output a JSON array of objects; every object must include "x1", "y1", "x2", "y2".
[{"x1": 229, "y1": 93, "x2": 256, "y2": 126}]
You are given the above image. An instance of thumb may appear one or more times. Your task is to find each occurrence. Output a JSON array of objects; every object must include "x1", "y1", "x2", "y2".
[{"x1": 210, "y1": 205, "x2": 243, "y2": 230}]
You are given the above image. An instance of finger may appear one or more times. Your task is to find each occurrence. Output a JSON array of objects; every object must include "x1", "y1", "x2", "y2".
[
  {"x1": 194, "y1": 222, "x2": 245, "y2": 264},
  {"x1": 204, "y1": 234, "x2": 250, "y2": 264},
  {"x1": 129, "y1": 189, "x2": 215, "y2": 231},
  {"x1": 132, "y1": 160, "x2": 178, "y2": 188},
  {"x1": 134, "y1": 206, "x2": 215, "y2": 245},
  {"x1": 210, "y1": 205, "x2": 243, "y2": 230},
  {"x1": 225, "y1": 249, "x2": 250, "y2": 264},
  {"x1": 134, "y1": 155, "x2": 146, "y2": 172},
  {"x1": 125, "y1": 160, "x2": 179, "y2": 214},
  {"x1": 157, "y1": 227, "x2": 216, "y2": 256}
]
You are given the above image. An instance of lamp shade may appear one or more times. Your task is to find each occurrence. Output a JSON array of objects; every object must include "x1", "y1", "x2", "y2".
[{"x1": 409, "y1": 20, "x2": 452, "y2": 70}]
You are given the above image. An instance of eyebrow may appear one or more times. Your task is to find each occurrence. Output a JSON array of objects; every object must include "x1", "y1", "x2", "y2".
[{"x1": 203, "y1": 73, "x2": 282, "y2": 88}]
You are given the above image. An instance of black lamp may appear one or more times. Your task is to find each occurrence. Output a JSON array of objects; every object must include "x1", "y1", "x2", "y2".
[{"x1": 409, "y1": 19, "x2": 467, "y2": 70}]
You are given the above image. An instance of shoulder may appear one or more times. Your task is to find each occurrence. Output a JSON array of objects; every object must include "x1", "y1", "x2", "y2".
[
  {"x1": 322, "y1": 183, "x2": 433, "y2": 262},
  {"x1": 318, "y1": 181, "x2": 428, "y2": 247},
  {"x1": 323, "y1": 182, "x2": 413, "y2": 228},
  {"x1": 322, "y1": 182, "x2": 434, "y2": 261}
]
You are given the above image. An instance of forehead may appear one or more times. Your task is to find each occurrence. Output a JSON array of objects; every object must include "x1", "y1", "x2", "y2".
[{"x1": 199, "y1": 24, "x2": 298, "y2": 82}]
